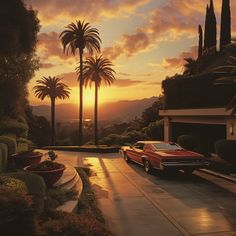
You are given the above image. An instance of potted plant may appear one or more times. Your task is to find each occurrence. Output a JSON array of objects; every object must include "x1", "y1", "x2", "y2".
[
  {"x1": 11, "y1": 150, "x2": 43, "y2": 169},
  {"x1": 24, "y1": 151, "x2": 66, "y2": 187}
]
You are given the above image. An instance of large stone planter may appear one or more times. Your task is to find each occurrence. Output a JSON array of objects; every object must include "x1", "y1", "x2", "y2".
[
  {"x1": 25, "y1": 161, "x2": 66, "y2": 187},
  {"x1": 11, "y1": 151, "x2": 43, "y2": 169}
]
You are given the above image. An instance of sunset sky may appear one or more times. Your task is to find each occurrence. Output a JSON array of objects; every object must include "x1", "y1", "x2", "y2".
[{"x1": 25, "y1": 0, "x2": 236, "y2": 107}]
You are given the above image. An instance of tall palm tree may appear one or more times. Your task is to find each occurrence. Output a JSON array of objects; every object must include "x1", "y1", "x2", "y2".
[
  {"x1": 33, "y1": 76, "x2": 70, "y2": 145},
  {"x1": 77, "y1": 55, "x2": 115, "y2": 145},
  {"x1": 60, "y1": 20, "x2": 101, "y2": 145}
]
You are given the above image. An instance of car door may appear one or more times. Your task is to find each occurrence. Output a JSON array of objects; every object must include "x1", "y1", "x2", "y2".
[
  {"x1": 131, "y1": 142, "x2": 145, "y2": 164},
  {"x1": 144, "y1": 144, "x2": 161, "y2": 168}
]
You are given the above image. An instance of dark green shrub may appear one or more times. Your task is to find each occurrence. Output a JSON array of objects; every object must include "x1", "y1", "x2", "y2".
[
  {"x1": 177, "y1": 135, "x2": 197, "y2": 151},
  {"x1": 0, "y1": 135, "x2": 17, "y2": 155},
  {"x1": 143, "y1": 120, "x2": 164, "y2": 140},
  {"x1": 0, "y1": 175, "x2": 28, "y2": 193},
  {"x1": 3, "y1": 172, "x2": 46, "y2": 215},
  {"x1": 40, "y1": 210, "x2": 114, "y2": 236},
  {"x1": 0, "y1": 190, "x2": 38, "y2": 236},
  {"x1": 0, "y1": 117, "x2": 29, "y2": 138},
  {"x1": 45, "y1": 188, "x2": 78, "y2": 209},
  {"x1": 0, "y1": 143, "x2": 8, "y2": 172},
  {"x1": 215, "y1": 139, "x2": 236, "y2": 164}
]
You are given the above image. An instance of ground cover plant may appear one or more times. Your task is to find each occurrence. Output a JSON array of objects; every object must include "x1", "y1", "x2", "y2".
[{"x1": 0, "y1": 167, "x2": 113, "y2": 236}]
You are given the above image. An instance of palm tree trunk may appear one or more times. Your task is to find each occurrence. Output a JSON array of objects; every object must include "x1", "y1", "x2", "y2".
[
  {"x1": 79, "y1": 51, "x2": 83, "y2": 145},
  {"x1": 51, "y1": 98, "x2": 55, "y2": 146},
  {"x1": 94, "y1": 82, "x2": 98, "y2": 145}
]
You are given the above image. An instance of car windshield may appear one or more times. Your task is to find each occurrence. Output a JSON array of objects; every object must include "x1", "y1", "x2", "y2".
[{"x1": 152, "y1": 143, "x2": 183, "y2": 151}]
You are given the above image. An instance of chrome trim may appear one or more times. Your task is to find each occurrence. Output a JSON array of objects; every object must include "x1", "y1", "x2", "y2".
[{"x1": 162, "y1": 162, "x2": 210, "y2": 167}]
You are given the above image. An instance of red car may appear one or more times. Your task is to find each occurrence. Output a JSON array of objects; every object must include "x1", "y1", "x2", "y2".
[{"x1": 120, "y1": 141, "x2": 210, "y2": 174}]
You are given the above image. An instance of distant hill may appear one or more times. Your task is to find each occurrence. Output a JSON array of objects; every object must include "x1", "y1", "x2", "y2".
[{"x1": 32, "y1": 96, "x2": 158, "y2": 122}]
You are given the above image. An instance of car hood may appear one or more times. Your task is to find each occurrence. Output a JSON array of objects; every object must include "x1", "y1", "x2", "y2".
[{"x1": 155, "y1": 150, "x2": 204, "y2": 158}]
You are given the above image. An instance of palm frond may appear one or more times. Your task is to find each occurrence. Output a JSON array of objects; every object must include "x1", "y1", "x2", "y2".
[
  {"x1": 33, "y1": 76, "x2": 71, "y2": 101},
  {"x1": 78, "y1": 55, "x2": 116, "y2": 88},
  {"x1": 60, "y1": 20, "x2": 101, "y2": 56}
]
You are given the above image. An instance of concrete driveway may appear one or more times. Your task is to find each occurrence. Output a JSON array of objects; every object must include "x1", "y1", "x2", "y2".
[{"x1": 55, "y1": 151, "x2": 236, "y2": 236}]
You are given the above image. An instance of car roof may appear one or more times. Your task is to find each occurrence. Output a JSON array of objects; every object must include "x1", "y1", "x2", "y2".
[{"x1": 137, "y1": 141, "x2": 172, "y2": 144}]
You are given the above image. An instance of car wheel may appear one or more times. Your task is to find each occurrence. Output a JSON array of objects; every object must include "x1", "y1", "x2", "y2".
[
  {"x1": 144, "y1": 160, "x2": 152, "y2": 174},
  {"x1": 124, "y1": 152, "x2": 130, "y2": 163}
]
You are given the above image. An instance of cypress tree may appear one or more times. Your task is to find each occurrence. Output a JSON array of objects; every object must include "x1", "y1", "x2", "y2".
[
  {"x1": 198, "y1": 25, "x2": 203, "y2": 57},
  {"x1": 208, "y1": 0, "x2": 217, "y2": 49},
  {"x1": 204, "y1": 5, "x2": 210, "y2": 50},
  {"x1": 220, "y1": 0, "x2": 231, "y2": 50}
]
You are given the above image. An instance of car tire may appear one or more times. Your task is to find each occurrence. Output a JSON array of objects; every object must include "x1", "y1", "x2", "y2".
[
  {"x1": 124, "y1": 152, "x2": 130, "y2": 163},
  {"x1": 144, "y1": 160, "x2": 152, "y2": 174}
]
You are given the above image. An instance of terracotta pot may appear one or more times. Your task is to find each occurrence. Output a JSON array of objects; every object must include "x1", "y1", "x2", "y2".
[
  {"x1": 25, "y1": 164, "x2": 66, "y2": 187},
  {"x1": 11, "y1": 151, "x2": 43, "y2": 168}
]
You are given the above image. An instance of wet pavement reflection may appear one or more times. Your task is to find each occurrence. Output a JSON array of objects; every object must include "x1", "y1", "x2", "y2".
[{"x1": 56, "y1": 151, "x2": 236, "y2": 236}]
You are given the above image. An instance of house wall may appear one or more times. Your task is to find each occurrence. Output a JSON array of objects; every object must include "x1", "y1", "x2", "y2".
[
  {"x1": 163, "y1": 117, "x2": 172, "y2": 142},
  {"x1": 160, "y1": 109, "x2": 236, "y2": 142}
]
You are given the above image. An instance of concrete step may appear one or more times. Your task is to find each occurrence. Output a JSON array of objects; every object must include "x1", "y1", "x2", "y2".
[
  {"x1": 54, "y1": 165, "x2": 78, "y2": 188},
  {"x1": 56, "y1": 179, "x2": 83, "y2": 213},
  {"x1": 54, "y1": 166, "x2": 83, "y2": 213}
]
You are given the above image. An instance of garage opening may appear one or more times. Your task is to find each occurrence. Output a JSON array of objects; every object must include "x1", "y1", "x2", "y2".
[{"x1": 171, "y1": 123, "x2": 226, "y2": 153}]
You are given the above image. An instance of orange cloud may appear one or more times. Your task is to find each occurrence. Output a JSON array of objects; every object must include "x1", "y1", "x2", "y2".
[
  {"x1": 163, "y1": 46, "x2": 198, "y2": 69},
  {"x1": 25, "y1": 0, "x2": 150, "y2": 24},
  {"x1": 102, "y1": 0, "x2": 236, "y2": 59},
  {"x1": 39, "y1": 63, "x2": 55, "y2": 69},
  {"x1": 38, "y1": 32, "x2": 70, "y2": 60},
  {"x1": 55, "y1": 71, "x2": 146, "y2": 88},
  {"x1": 56, "y1": 72, "x2": 78, "y2": 87},
  {"x1": 114, "y1": 79, "x2": 143, "y2": 87}
]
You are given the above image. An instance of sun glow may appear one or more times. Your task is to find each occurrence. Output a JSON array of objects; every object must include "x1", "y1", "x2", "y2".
[
  {"x1": 69, "y1": 87, "x2": 114, "y2": 108},
  {"x1": 83, "y1": 88, "x2": 95, "y2": 107}
]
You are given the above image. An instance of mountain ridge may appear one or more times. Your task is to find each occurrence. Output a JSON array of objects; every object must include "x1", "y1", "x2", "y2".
[{"x1": 32, "y1": 96, "x2": 158, "y2": 122}]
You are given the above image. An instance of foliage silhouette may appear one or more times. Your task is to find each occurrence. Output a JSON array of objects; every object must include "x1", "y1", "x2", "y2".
[
  {"x1": 34, "y1": 77, "x2": 70, "y2": 145},
  {"x1": 214, "y1": 56, "x2": 236, "y2": 114},
  {"x1": 220, "y1": 0, "x2": 231, "y2": 50},
  {"x1": 198, "y1": 25, "x2": 203, "y2": 58},
  {"x1": 60, "y1": 20, "x2": 101, "y2": 145},
  {"x1": 0, "y1": 0, "x2": 40, "y2": 117},
  {"x1": 204, "y1": 1, "x2": 217, "y2": 51},
  {"x1": 183, "y1": 58, "x2": 199, "y2": 76},
  {"x1": 77, "y1": 56, "x2": 115, "y2": 145}
]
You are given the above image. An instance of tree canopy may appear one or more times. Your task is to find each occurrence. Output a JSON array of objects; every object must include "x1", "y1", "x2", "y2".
[{"x1": 0, "y1": 0, "x2": 40, "y2": 117}]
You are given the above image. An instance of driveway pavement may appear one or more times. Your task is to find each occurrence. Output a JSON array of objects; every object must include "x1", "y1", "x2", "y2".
[{"x1": 53, "y1": 150, "x2": 236, "y2": 236}]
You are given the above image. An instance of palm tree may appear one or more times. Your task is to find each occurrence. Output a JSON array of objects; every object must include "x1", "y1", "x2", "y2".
[
  {"x1": 77, "y1": 55, "x2": 115, "y2": 145},
  {"x1": 183, "y1": 57, "x2": 199, "y2": 76},
  {"x1": 60, "y1": 20, "x2": 101, "y2": 145},
  {"x1": 214, "y1": 56, "x2": 236, "y2": 114},
  {"x1": 33, "y1": 76, "x2": 70, "y2": 145}
]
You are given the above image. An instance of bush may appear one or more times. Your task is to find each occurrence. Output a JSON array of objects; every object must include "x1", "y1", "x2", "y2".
[
  {"x1": 0, "y1": 135, "x2": 17, "y2": 155},
  {"x1": 0, "y1": 117, "x2": 29, "y2": 138},
  {"x1": 99, "y1": 130, "x2": 150, "y2": 146},
  {"x1": 0, "y1": 143, "x2": 8, "y2": 172},
  {"x1": 3, "y1": 172, "x2": 46, "y2": 215},
  {"x1": 143, "y1": 120, "x2": 164, "y2": 140},
  {"x1": 177, "y1": 135, "x2": 197, "y2": 151},
  {"x1": 0, "y1": 175, "x2": 28, "y2": 193},
  {"x1": 45, "y1": 188, "x2": 78, "y2": 209},
  {"x1": 40, "y1": 211, "x2": 114, "y2": 236},
  {"x1": 215, "y1": 139, "x2": 236, "y2": 164},
  {"x1": 0, "y1": 190, "x2": 38, "y2": 236}
]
